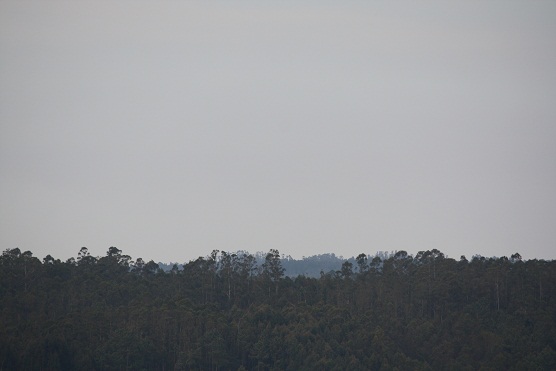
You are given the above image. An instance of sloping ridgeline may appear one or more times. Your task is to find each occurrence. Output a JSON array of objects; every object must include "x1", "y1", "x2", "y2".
[{"x1": 1, "y1": 247, "x2": 555, "y2": 370}]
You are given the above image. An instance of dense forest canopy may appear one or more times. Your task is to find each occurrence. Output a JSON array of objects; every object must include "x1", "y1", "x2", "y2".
[{"x1": 1, "y1": 247, "x2": 555, "y2": 370}]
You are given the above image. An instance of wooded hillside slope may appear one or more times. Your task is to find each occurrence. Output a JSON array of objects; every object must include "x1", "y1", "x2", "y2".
[{"x1": 1, "y1": 247, "x2": 555, "y2": 370}]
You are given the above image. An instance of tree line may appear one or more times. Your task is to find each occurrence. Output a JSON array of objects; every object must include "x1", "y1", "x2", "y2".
[{"x1": 1, "y1": 247, "x2": 555, "y2": 370}]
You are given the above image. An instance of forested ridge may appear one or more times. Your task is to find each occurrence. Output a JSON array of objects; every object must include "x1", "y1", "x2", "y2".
[{"x1": 1, "y1": 247, "x2": 555, "y2": 370}]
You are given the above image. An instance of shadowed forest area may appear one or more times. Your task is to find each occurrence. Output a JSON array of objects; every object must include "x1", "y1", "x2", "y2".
[{"x1": 1, "y1": 247, "x2": 555, "y2": 370}]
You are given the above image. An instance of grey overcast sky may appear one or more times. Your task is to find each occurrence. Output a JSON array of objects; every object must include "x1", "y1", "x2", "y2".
[{"x1": 1, "y1": 1, "x2": 555, "y2": 263}]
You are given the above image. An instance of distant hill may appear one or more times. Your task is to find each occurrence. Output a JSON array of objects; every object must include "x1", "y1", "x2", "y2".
[{"x1": 159, "y1": 250, "x2": 397, "y2": 278}]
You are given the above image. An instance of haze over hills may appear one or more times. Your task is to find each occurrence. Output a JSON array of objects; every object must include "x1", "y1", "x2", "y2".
[
  {"x1": 2, "y1": 1, "x2": 556, "y2": 263},
  {"x1": 159, "y1": 250, "x2": 401, "y2": 278}
]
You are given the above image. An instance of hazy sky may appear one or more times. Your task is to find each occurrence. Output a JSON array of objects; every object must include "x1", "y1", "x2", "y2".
[{"x1": 1, "y1": 1, "x2": 555, "y2": 263}]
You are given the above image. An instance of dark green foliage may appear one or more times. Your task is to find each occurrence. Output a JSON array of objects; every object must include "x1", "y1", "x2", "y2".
[{"x1": 1, "y1": 247, "x2": 555, "y2": 370}]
